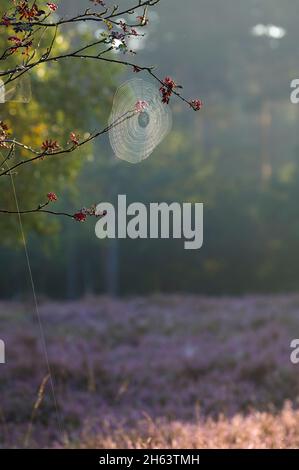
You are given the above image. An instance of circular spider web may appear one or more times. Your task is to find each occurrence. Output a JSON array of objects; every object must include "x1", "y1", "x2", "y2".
[
  {"x1": 108, "y1": 78, "x2": 172, "y2": 164},
  {"x1": 0, "y1": 75, "x2": 31, "y2": 104}
]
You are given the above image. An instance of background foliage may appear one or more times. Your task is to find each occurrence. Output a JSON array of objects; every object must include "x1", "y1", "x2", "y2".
[{"x1": 1, "y1": 0, "x2": 299, "y2": 297}]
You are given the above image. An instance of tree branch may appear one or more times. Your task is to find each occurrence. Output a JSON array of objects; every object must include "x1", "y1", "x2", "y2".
[{"x1": 0, "y1": 0, "x2": 202, "y2": 221}]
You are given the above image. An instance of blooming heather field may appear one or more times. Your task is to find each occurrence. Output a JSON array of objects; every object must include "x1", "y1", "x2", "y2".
[{"x1": 1, "y1": 294, "x2": 299, "y2": 448}]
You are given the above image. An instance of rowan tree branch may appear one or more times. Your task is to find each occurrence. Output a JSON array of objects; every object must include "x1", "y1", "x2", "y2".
[
  {"x1": 0, "y1": 199, "x2": 106, "y2": 221},
  {"x1": 0, "y1": 0, "x2": 202, "y2": 221}
]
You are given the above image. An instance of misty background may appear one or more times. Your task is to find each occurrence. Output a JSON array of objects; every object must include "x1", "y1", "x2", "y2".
[{"x1": 2, "y1": 0, "x2": 299, "y2": 298}]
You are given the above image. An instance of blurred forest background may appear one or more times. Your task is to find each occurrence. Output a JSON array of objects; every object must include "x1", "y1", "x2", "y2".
[{"x1": 2, "y1": 0, "x2": 299, "y2": 299}]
